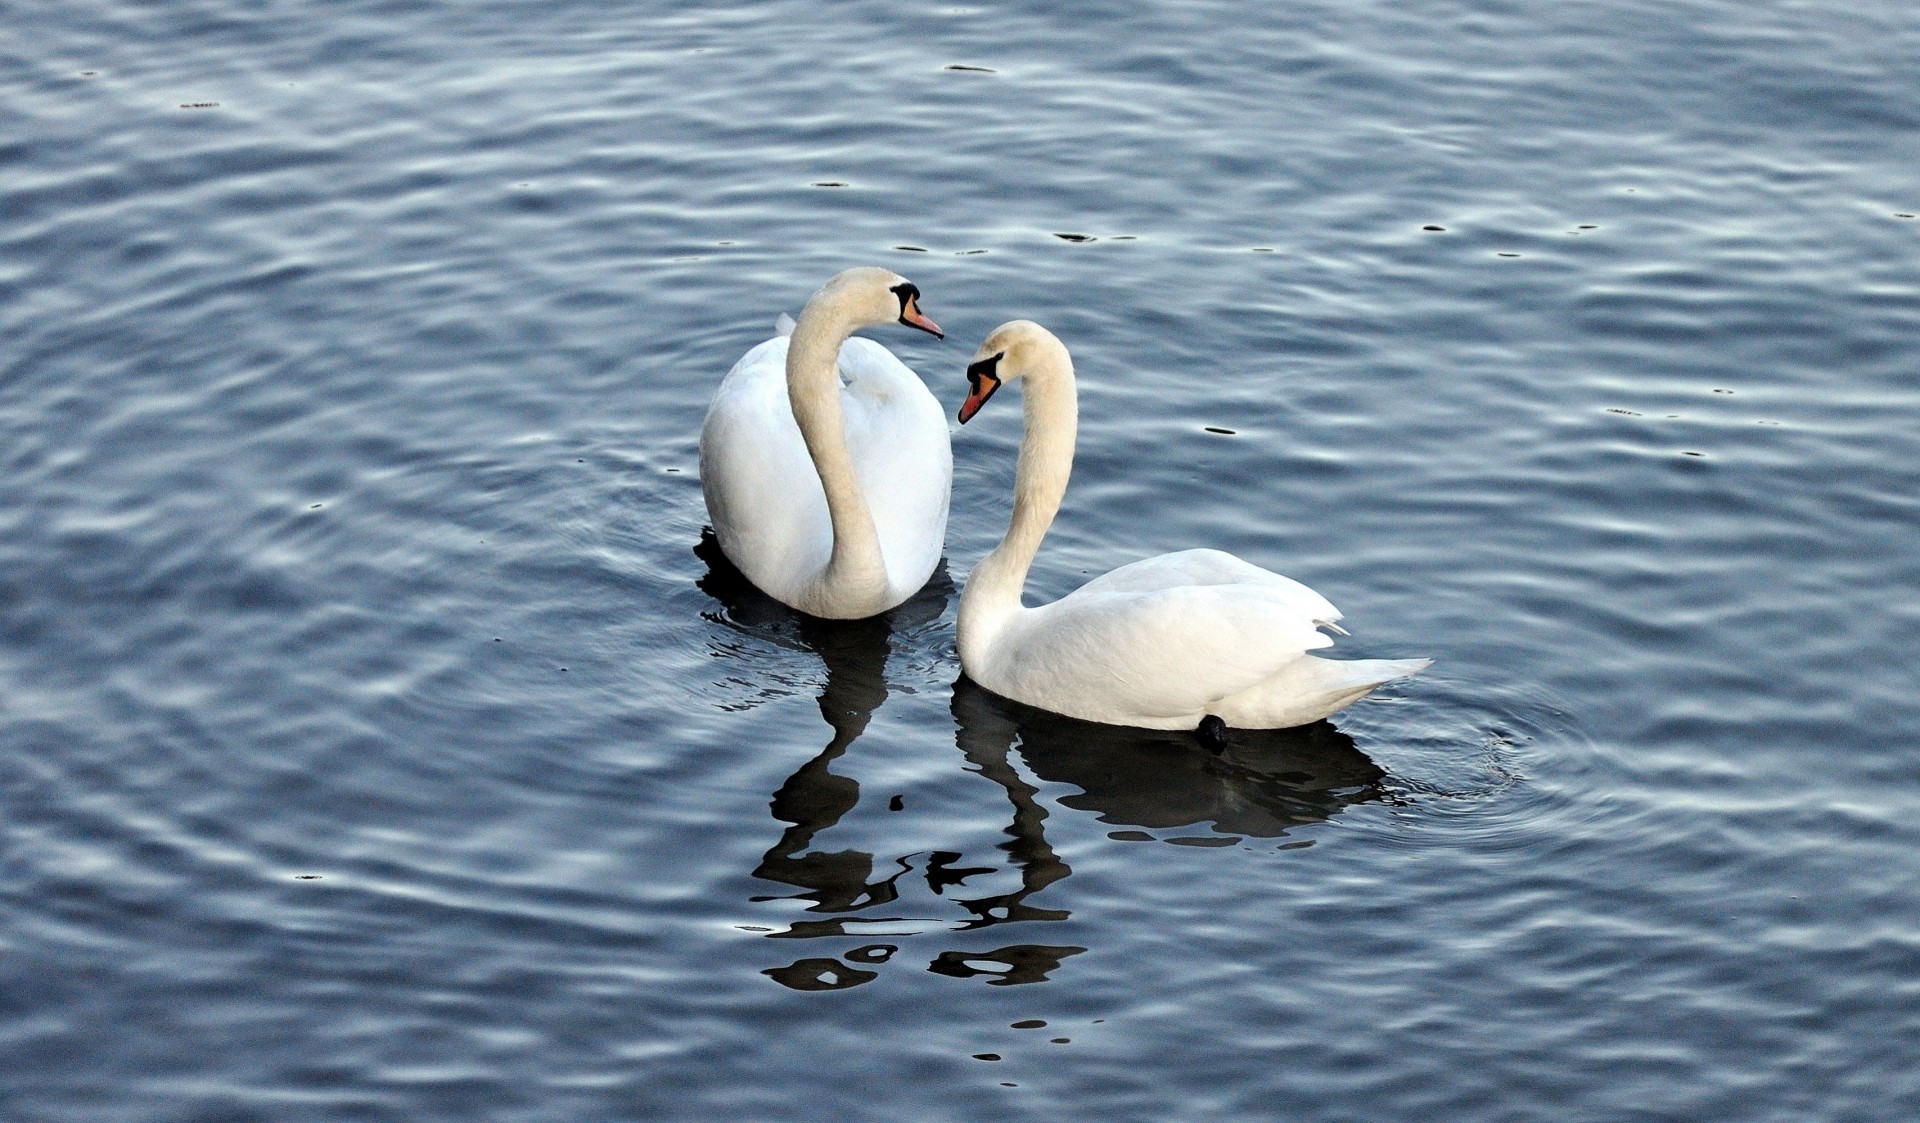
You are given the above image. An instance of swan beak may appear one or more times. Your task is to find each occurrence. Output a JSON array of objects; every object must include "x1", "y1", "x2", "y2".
[
  {"x1": 958, "y1": 356, "x2": 1003, "y2": 423},
  {"x1": 899, "y1": 298, "x2": 943, "y2": 338}
]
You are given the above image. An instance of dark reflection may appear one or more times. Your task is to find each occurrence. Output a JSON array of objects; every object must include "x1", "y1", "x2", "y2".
[
  {"x1": 950, "y1": 677, "x2": 1388, "y2": 842},
  {"x1": 761, "y1": 957, "x2": 877, "y2": 991},
  {"x1": 697, "y1": 530, "x2": 1382, "y2": 993},
  {"x1": 948, "y1": 682, "x2": 1073, "y2": 928},
  {"x1": 751, "y1": 604, "x2": 902, "y2": 915},
  {"x1": 701, "y1": 532, "x2": 1085, "y2": 989},
  {"x1": 696, "y1": 529, "x2": 950, "y2": 921},
  {"x1": 928, "y1": 945, "x2": 1086, "y2": 987}
]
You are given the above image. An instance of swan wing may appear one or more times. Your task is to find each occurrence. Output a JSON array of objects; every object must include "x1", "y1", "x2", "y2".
[
  {"x1": 987, "y1": 580, "x2": 1336, "y2": 726},
  {"x1": 698, "y1": 336, "x2": 831, "y2": 602},
  {"x1": 1074, "y1": 548, "x2": 1343, "y2": 626}
]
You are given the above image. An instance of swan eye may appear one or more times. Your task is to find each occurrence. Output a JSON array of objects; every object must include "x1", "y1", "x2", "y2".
[{"x1": 966, "y1": 352, "x2": 1003, "y2": 385}]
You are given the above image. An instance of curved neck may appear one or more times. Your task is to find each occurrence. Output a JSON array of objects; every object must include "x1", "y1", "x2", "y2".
[
  {"x1": 787, "y1": 291, "x2": 888, "y2": 607},
  {"x1": 958, "y1": 354, "x2": 1077, "y2": 663}
]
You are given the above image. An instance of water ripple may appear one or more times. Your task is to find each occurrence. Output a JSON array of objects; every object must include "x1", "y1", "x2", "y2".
[{"x1": 7, "y1": 0, "x2": 1920, "y2": 1119}]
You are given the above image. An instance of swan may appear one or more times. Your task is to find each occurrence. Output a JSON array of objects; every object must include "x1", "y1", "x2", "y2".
[
  {"x1": 699, "y1": 267, "x2": 951, "y2": 619},
  {"x1": 954, "y1": 320, "x2": 1429, "y2": 745}
]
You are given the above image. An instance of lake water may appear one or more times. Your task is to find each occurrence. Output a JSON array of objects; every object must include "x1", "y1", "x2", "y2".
[{"x1": 5, "y1": 1, "x2": 1919, "y2": 1119}]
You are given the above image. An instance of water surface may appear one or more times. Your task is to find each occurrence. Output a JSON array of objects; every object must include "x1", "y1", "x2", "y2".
[{"x1": 5, "y1": 1, "x2": 1920, "y2": 1119}]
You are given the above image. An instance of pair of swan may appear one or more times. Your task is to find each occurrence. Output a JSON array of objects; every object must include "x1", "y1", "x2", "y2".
[{"x1": 698, "y1": 268, "x2": 1427, "y2": 740}]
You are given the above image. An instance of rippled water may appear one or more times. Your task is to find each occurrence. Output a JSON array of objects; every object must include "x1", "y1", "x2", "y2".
[{"x1": 6, "y1": 1, "x2": 1920, "y2": 1119}]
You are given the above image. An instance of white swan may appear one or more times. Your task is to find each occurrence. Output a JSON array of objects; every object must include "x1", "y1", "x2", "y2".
[
  {"x1": 955, "y1": 320, "x2": 1428, "y2": 741},
  {"x1": 699, "y1": 267, "x2": 951, "y2": 619}
]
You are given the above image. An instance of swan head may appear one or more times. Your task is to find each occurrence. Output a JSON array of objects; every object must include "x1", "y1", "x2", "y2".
[
  {"x1": 958, "y1": 320, "x2": 1069, "y2": 423},
  {"x1": 811, "y1": 266, "x2": 943, "y2": 338}
]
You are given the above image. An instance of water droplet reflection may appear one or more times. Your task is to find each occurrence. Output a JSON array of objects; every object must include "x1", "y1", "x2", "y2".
[
  {"x1": 929, "y1": 945, "x2": 1085, "y2": 986},
  {"x1": 761, "y1": 957, "x2": 878, "y2": 991}
]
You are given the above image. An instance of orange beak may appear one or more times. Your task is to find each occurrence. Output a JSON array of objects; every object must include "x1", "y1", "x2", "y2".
[
  {"x1": 899, "y1": 298, "x2": 943, "y2": 338},
  {"x1": 958, "y1": 356, "x2": 1003, "y2": 423}
]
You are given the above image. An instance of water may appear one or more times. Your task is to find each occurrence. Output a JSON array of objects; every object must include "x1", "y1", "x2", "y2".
[{"x1": 5, "y1": 1, "x2": 1919, "y2": 1119}]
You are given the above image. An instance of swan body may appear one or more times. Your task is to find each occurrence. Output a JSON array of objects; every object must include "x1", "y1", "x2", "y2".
[
  {"x1": 955, "y1": 320, "x2": 1428, "y2": 731},
  {"x1": 700, "y1": 268, "x2": 951, "y2": 619}
]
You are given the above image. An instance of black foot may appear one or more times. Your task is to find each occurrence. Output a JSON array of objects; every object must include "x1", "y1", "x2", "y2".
[{"x1": 1196, "y1": 715, "x2": 1229, "y2": 754}]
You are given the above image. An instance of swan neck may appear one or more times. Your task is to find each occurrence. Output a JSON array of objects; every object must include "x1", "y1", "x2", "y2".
[
  {"x1": 959, "y1": 353, "x2": 1077, "y2": 660},
  {"x1": 787, "y1": 292, "x2": 887, "y2": 608}
]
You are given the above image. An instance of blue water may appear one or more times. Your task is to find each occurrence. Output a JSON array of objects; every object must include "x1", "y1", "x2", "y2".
[{"x1": 5, "y1": 1, "x2": 1920, "y2": 1119}]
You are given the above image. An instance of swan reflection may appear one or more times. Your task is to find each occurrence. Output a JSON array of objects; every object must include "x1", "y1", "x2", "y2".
[
  {"x1": 749, "y1": 607, "x2": 908, "y2": 919},
  {"x1": 951, "y1": 678, "x2": 1388, "y2": 843},
  {"x1": 696, "y1": 531, "x2": 1386, "y2": 991},
  {"x1": 699, "y1": 530, "x2": 950, "y2": 926}
]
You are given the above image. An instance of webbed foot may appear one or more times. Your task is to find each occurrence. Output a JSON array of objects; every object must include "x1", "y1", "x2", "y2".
[{"x1": 1196, "y1": 715, "x2": 1229, "y2": 754}]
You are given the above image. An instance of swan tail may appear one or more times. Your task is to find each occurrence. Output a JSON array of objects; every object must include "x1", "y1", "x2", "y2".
[
  {"x1": 775, "y1": 312, "x2": 797, "y2": 338},
  {"x1": 1336, "y1": 656, "x2": 1432, "y2": 687},
  {"x1": 1215, "y1": 656, "x2": 1432, "y2": 729},
  {"x1": 1295, "y1": 656, "x2": 1431, "y2": 707}
]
